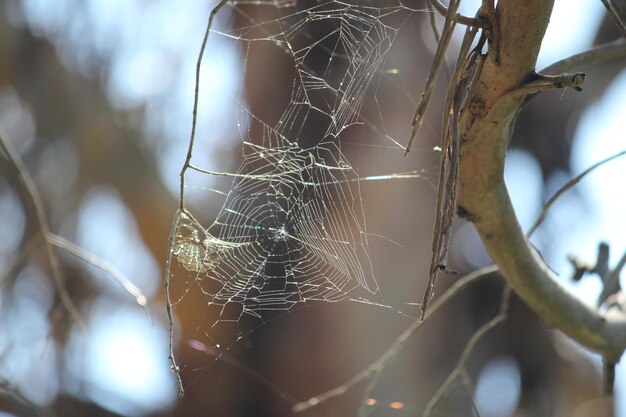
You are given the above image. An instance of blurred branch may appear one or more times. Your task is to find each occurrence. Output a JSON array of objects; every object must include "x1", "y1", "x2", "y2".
[
  {"x1": 47, "y1": 234, "x2": 147, "y2": 306},
  {"x1": 0, "y1": 236, "x2": 38, "y2": 289},
  {"x1": 0, "y1": 377, "x2": 30, "y2": 405},
  {"x1": 0, "y1": 133, "x2": 147, "y2": 309},
  {"x1": 0, "y1": 377, "x2": 42, "y2": 417},
  {"x1": 426, "y1": 0, "x2": 477, "y2": 26},
  {"x1": 599, "y1": 0, "x2": 626, "y2": 37},
  {"x1": 568, "y1": 242, "x2": 610, "y2": 282},
  {"x1": 187, "y1": 339, "x2": 301, "y2": 409},
  {"x1": 292, "y1": 265, "x2": 500, "y2": 413},
  {"x1": 459, "y1": 369, "x2": 481, "y2": 417},
  {"x1": 426, "y1": 0, "x2": 452, "y2": 80},
  {"x1": 527, "y1": 149, "x2": 626, "y2": 236},
  {"x1": 604, "y1": 358, "x2": 617, "y2": 396},
  {"x1": 422, "y1": 286, "x2": 511, "y2": 417},
  {"x1": 541, "y1": 37, "x2": 626, "y2": 75},
  {"x1": 598, "y1": 250, "x2": 625, "y2": 320},
  {"x1": 0, "y1": 131, "x2": 84, "y2": 329},
  {"x1": 569, "y1": 243, "x2": 625, "y2": 321}
]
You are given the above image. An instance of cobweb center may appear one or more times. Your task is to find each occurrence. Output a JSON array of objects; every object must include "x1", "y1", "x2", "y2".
[{"x1": 271, "y1": 225, "x2": 289, "y2": 243}]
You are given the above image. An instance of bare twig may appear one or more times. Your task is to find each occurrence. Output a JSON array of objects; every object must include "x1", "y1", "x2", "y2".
[
  {"x1": 427, "y1": 1, "x2": 452, "y2": 80},
  {"x1": 165, "y1": 209, "x2": 185, "y2": 397},
  {"x1": 568, "y1": 242, "x2": 610, "y2": 282},
  {"x1": 0, "y1": 377, "x2": 30, "y2": 405},
  {"x1": 408, "y1": 0, "x2": 496, "y2": 159},
  {"x1": 599, "y1": 0, "x2": 626, "y2": 37},
  {"x1": 566, "y1": 241, "x2": 624, "y2": 314},
  {"x1": 0, "y1": 132, "x2": 84, "y2": 329},
  {"x1": 168, "y1": 0, "x2": 230, "y2": 396},
  {"x1": 460, "y1": 369, "x2": 482, "y2": 417},
  {"x1": 522, "y1": 71, "x2": 586, "y2": 94},
  {"x1": 421, "y1": 23, "x2": 480, "y2": 320},
  {"x1": 188, "y1": 339, "x2": 302, "y2": 409},
  {"x1": 422, "y1": 286, "x2": 511, "y2": 417},
  {"x1": 292, "y1": 266, "x2": 500, "y2": 413},
  {"x1": 427, "y1": 0, "x2": 477, "y2": 26},
  {"x1": 47, "y1": 233, "x2": 147, "y2": 306},
  {"x1": 405, "y1": 0, "x2": 460, "y2": 155},
  {"x1": 527, "y1": 149, "x2": 626, "y2": 236},
  {"x1": 0, "y1": 236, "x2": 38, "y2": 289},
  {"x1": 179, "y1": 0, "x2": 229, "y2": 208},
  {"x1": 479, "y1": 0, "x2": 499, "y2": 64},
  {"x1": 598, "y1": 250, "x2": 626, "y2": 308},
  {"x1": 356, "y1": 362, "x2": 385, "y2": 417},
  {"x1": 541, "y1": 38, "x2": 626, "y2": 75}
]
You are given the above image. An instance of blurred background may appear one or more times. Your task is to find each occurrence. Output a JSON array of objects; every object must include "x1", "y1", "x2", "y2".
[{"x1": 0, "y1": 0, "x2": 625, "y2": 416}]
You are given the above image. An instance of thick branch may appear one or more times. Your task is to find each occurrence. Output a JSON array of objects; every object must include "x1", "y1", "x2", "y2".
[{"x1": 457, "y1": 0, "x2": 626, "y2": 361}]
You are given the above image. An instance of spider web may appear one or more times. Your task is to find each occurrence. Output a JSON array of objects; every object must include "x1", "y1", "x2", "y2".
[
  {"x1": 166, "y1": 0, "x2": 431, "y2": 389},
  {"x1": 172, "y1": 135, "x2": 377, "y2": 312}
]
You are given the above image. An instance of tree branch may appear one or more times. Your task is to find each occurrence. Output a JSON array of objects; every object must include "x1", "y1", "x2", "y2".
[
  {"x1": 47, "y1": 233, "x2": 147, "y2": 306},
  {"x1": 541, "y1": 38, "x2": 626, "y2": 75},
  {"x1": 0, "y1": 131, "x2": 84, "y2": 329},
  {"x1": 599, "y1": 0, "x2": 626, "y2": 37},
  {"x1": 457, "y1": 0, "x2": 626, "y2": 363},
  {"x1": 426, "y1": 0, "x2": 476, "y2": 26},
  {"x1": 406, "y1": 0, "x2": 460, "y2": 155},
  {"x1": 292, "y1": 266, "x2": 499, "y2": 413},
  {"x1": 422, "y1": 286, "x2": 511, "y2": 417},
  {"x1": 528, "y1": 149, "x2": 626, "y2": 237}
]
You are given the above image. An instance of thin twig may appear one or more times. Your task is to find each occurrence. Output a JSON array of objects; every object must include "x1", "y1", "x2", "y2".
[
  {"x1": 356, "y1": 362, "x2": 385, "y2": 417},
  {"x1": 481, "y1": 0, "x2": 499, "y2": 64},
  {"x1": 188, "y1": 339, "x2": 304, "y2": 409},
  {"x1": 541, "y1": 38, "x2": 626, "y2": 75},
  {"x1": 47, "y1": 234, "x2": 147, "y2": 306},
  {"x1": 169, "y1": 0, "x2": 230, "y2": 396},
  {"x1": 527, "y1": 149, "x2": 626, "y2": 236},
  {"x1": 427, "y1": 0, "x2": 477, "y2": 26},
  {"x1": 427, "y1": 1, "x2": 452, "y2": 80},
  {"x1": 599, "y1": 0, "x2": 626, "y2": 37},
  {"x1": 0, "y1": 235, "x2": 38, "y2": 289},
  {"x1": 599, "y1": 250, "x2": 626, "y2": 308},
  {"x1": 0, "y1": 377, "x2": 30, "y2": 405},
  {"x1": 0, "y1": 132, "x2": 84, "y2": 329},
  {"x1": 179, "y1": 0, "x2": 230, "y2": 208},
  {"x1": 421, "y1": 23, "x2": 480, "y2": 320},
  {"x1": 292, "y1": 266, "x2": 500, "y2": 413},
  {"x1": 165, "y1": 209, "x2": 185, "y2": 397},
  {"x1": 405, "y1": 0, "x2": 460, "y2": 155},
  {"x1": 521, "y1": 71, "x2": 587, "y2": 95},
  {"x1": 460, "y1": 369, "x2": 482, "y2": 417},
  {"x1": 422, "y1": 286, "x2": 511, "y2": 417}
]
